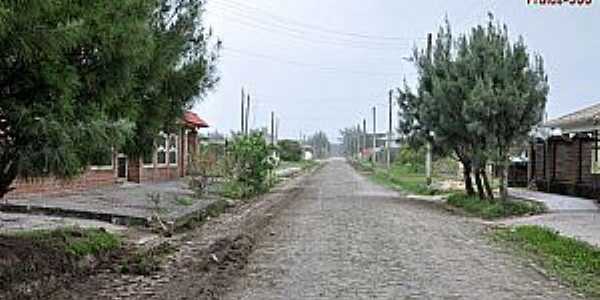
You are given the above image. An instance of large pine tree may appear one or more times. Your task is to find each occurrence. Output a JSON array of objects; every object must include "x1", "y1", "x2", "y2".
[{"x1": 398, "y1": 16, "x2": 547, "y2": 200}]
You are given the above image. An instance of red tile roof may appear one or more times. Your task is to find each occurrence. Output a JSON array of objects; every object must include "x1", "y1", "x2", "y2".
[{"x1": 183, "y1": 111, "x2": 209, "y2": 128}]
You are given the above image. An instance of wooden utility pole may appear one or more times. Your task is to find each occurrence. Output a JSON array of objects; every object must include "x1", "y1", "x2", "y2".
[
  {"x1": 357, "y1": 123, "x2": 361, "y2": 158},
  {"x1": 387, "y1": 89, "x2": 393, "y2": 169},
  {"x1": 362, "y1": 118, "x2": 367, "y2": 159},
  {"x1": 270, "y1": 111, "x2": 275, "y2": 145},
  {"x1": 275, "y1": 117, "x2": 280, "y2": 144},
  {"x1": 372, "y1": 106, "x2": 377, "y2": 164},
  {"x1": 241, "y1": 88, "x2": 245, "y2": 134},
  {"x1": 425, "y1": 33, "x2": 433, "y2": 185},
  {"x1": 245, "y1": 94, "x2": 251, "y2": 135}
]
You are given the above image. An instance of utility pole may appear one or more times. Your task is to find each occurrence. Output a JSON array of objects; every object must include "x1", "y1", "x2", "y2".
[
  {"x1": 275, "y1": 117, "x2": 280, "y2": 145},
  {"x1": 362, "y1": 118, "x2": 367, "y2": 159},
  {"x1": 270, "y1": 111, "x2": 275, "y2": 145},
  {"x1": 241, "y1": 88, "x2": 245, "y2": 134},
  {"x1": 387, "y1": 89, "x2": 393, "y2": 169},
  {"x1": 372, "y1": 106, "x2": 377, "y2": 164},
  {"x1": 357, "y1": 123, "x2": 361, "y2": 158},
  {"x1": 245, "y1": 94, "x2": 251, "y2": 135},
  {"x1": 425, "y1": 33, "x2": 433, "y2": 186}
]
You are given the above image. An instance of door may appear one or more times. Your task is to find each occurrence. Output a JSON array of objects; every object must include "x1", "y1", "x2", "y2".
[{"x1": 117, "y1": 156, "x2": 127, "y2": 179}]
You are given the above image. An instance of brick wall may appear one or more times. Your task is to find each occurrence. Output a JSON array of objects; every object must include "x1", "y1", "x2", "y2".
[{"x1": 7, "y1": 168, "x2": 115, "y2": 199}]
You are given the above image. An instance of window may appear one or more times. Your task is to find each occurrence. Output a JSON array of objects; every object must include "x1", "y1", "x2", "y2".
[
  {"x1": 168, "y1": 135, "x2": 177, "y2": 164},
  {"x1": 157, "y1": 134, "x2": 167, "y2": 165},
  {"x1": 143, "y1": 149, "x2": 154, "y2": 166}
]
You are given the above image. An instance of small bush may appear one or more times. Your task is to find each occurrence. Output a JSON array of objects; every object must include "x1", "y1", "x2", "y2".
[
  {"x1": 221, "y1": 133, "x2": 275, "y2": 199},
  {"x1": 495, "y1": 225, "x2": 600, "y2": 298},
  {"x1": 278, "y1": 139, "x2": 302, "y2": 162},
  {"x1": 447, "y1": 193, "x2": 545, "y2": 219}
]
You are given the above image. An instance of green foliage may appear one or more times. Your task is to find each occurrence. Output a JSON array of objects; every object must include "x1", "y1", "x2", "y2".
[
  {"x1": 278, "y1": 139, "x2": 302, "y2": 162},
  {"x1": 0, "y1": 0, "x2": 219, "y2": 198},
  {"x1": 447, "y1": 193, "x2": 545, "y2": 219},
  {"x1": 222, "y1": 133, "x2": 275, "y2": 199},
  {"x1": 495, "y1": 225, "x2": 600, "y2": 298},
  {"x1": 371, "y1": 164, "x2": 437, "y2": 196},
  {"x1": 13, "y1": 228, "x2": 121, "y2": 258},
  {"x1": 398, "y1": 16, "x2": 548, "y2": 199},
  {"x1": 395, "y1": 146, "x2": 426, "y2": 173}
]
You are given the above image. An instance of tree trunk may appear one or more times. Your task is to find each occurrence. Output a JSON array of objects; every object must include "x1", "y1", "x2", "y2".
[
  {"x1": 474, "y1": 169, "x2": 486, "y2": 200},
  {"x1": 481, "y1": 167, "x2": 494, "y2": 200},
  {"x1": 499, "y1": 163, "x2": 509, "y2": 200},
  {"x1": 0, "y1": 158, "x2": 18, "y2": 201},
  {"x1": 462, "y1": 161, "x2": 475, "y2": 196}
]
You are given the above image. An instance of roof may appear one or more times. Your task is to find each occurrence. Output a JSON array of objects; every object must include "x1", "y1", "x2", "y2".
[
  {"x1": 544, "y1": 103, "x2": 600, "y2": 132},
  {"x1": 183, "y1": 111, "x2": 209, "y2": 128}
]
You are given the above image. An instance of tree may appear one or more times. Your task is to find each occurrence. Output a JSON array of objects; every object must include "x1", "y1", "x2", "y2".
[
  {"x1": 398, "y1": 16, "x2": 547, "y2": 200},
  {"x1": 462, "y1": 17, "x2": 548, "y2": 199},
  {"x1": 0, "y1": 0, "x2": 219, "y2": 199},
  {"x1": 339, "y1": 126, "x2": 361, "y2": 157},
  {"x1": 307, "y1": 131, "x2": 331, "y2": 159}
]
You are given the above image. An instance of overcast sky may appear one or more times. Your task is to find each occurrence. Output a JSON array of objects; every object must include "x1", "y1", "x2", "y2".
[{"x1": 194, "y1": 0, "x2": 600, "y2": 142}]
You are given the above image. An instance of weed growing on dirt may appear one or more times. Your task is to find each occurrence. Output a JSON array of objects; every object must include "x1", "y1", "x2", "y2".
[
  {"x1": 447, "y1": 193, "x2": 545, "y2": 219},
  {"x1": 119, "y1": 241, "x2": 175, "y2": 275},
  {"x1": 12, "y1": 227, "x2": 121, "y2": 258}
]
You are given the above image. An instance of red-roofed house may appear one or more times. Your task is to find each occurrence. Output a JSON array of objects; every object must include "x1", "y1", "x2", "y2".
[{"x1": 7, "y1": 111, "x2": 209, "y2": 198}]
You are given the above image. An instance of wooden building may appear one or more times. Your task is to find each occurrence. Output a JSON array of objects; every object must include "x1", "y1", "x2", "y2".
[{"x1": 528, "y1": 104, "x2": 600, "y2": 199}]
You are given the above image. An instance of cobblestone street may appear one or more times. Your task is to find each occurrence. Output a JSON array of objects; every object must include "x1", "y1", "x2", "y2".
[{"x1": 223, "y1": 159, "x2": 575, "y2": 300}]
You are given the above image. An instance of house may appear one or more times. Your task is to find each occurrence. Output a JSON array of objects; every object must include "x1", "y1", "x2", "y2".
[
  {"x1": 528, "y1": 103, "x2": 600, "y2": 199},
  {"x1": 7, "y1": 111, "x2": 209, "y2": 198}
]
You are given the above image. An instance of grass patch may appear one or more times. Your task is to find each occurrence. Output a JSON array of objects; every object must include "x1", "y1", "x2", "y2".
[
  {"x1": 365, "y1": 162, "x2": 437, "y2": 195},
  {"x1": 494, "y1": 225, "x2": 600, "y2": 298},
  {"x1": 12, "y1": 227, "x2": 121, "y2": 258},
  {"x1": 447, "y1": 193, "x2": 545, "y2": 220},
  {"x1": 1, "y1": 228, "x2": 121, "y2": 298}
]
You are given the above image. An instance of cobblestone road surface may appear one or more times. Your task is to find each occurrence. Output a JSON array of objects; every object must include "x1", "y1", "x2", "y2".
[{"x1": 223, "y1": 159, "x2": 575, "y2": 300}]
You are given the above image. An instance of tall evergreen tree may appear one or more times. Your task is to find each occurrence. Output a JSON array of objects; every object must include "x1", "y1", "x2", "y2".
[
  {"x1": 398, "y1": 16, "x2": 547, "y2": 200},
  {"x1": 0, "y1": 0, "x2": 219, "y2": 199}
]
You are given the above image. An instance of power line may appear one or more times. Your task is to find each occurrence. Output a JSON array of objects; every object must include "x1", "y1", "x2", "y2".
[
  {"x1": 222, "y1": 46, "x2": 408, "y2": 77},
  {"x1": 212, "y1": 0, "x2": 423, "y2": 42},
  {"x1": 210, "y1": 10, "x2": 415, "y2": 52}
]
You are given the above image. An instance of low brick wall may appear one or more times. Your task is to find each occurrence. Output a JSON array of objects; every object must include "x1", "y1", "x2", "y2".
[{"x1": 7, "y1": 168, "x2": 116, "y2": 199}]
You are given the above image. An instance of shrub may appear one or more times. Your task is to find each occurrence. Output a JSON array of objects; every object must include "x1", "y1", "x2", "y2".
[
  {"x1": 277, "y1": 139, "x2": 302, "y2": 162},
  {"x1": 447, "y1": 193, "x2": 545, "y2": 219},
  {"x1": 395, "y1": 146, "x2": 426, "y2": 173},
  {"x1": 223, "y1": 133, "x2": 275, "y2": 198}
]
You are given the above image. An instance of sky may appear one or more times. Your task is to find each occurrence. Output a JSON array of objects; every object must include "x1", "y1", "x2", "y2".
[{"x1": 194, "y1": 0, "x2": 600, "y2": 142}]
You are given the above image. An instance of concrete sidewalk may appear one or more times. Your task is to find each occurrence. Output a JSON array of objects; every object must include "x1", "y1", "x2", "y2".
[
  {"x1": 509, "y1": 188, "x2": 599, "y2": 212},
  {"x1": 501, "y1": 188, "x2": 600, "y2": 247},
  {"x1": 1, "y1": 180, "x2": 218, "y2": 226}
]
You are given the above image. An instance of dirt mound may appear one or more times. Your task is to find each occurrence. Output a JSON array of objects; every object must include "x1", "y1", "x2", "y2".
[{"x1": 0, "y1": 228, "x2": 120, "y2": 300}]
